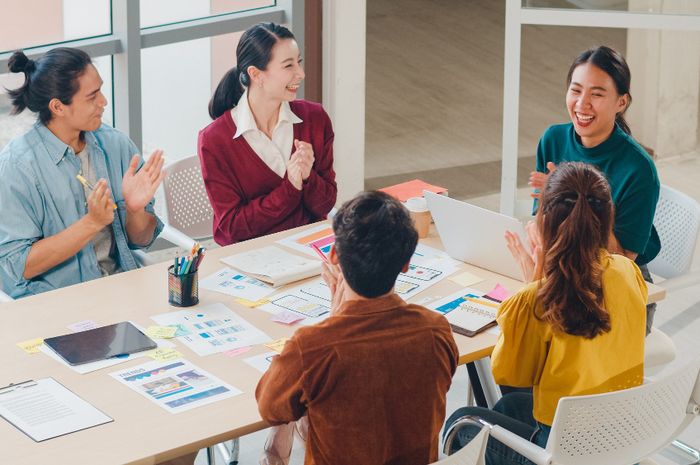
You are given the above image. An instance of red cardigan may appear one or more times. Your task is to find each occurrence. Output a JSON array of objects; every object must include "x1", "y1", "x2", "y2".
[{"x1": 198, "y1": 100, "x2": 337, "y2": 245}]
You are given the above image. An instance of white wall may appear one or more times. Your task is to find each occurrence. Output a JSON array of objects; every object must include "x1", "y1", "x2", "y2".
[{"x1": 323, "y1": 0, "x2": 367, "y2": 205}]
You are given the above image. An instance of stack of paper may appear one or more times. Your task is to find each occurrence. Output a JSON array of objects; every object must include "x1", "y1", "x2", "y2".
[
  {"x1": 276, "y1": 223, "x2": 335, "y2": 259},
  {"x1": 379, "y1": 179, "x2": 448, "y2": 202},
  {"x1": 221, "y1": 246, "x2": 321, "y2": 287}
]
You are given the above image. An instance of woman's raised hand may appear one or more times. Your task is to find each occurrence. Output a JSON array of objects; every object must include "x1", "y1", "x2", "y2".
[
  {"x1": 505, "y1": 224, "x2": 543, "y2": 282},
  {"x1": 291, "y1": 139, "x2": 314, "y2": 181},
  {"x1": 529, "y1": 161, "x2": 557, "y2": 199}
]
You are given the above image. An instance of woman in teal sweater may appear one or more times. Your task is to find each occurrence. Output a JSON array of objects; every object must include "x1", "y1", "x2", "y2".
[{"x1": 531, "y1": 46, "x2": 660, "y2": 333}]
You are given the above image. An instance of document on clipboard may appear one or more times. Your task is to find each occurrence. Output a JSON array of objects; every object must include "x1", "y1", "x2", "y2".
[
  {"x1": 0, "y1": 378, "x2": 112, "y2": 441},
  {"x1": 429, "y1": 289, "x2": 500, "y2": 337}
]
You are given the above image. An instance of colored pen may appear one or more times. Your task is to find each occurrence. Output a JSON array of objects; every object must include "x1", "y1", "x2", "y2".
[
  {"x1": 310, "y1": 243, "x2": 329, "y2": 263},
  {"x1": 76, "y1": 174, "x2": 117, "y2": 210}
]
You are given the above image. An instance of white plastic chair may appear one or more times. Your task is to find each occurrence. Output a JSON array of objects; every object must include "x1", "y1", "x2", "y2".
[
  {"x1": 450, "y1": 358, "x2": 700, "y2": 465},
  {"x1": 132, "y1": 155, "x2": 211, "y2": 266},
  {"x1": 645, "y1": 184, "x2": 700, "y2": 460},
  {"x1": 644, "y1": 327, "x2": 676, "y2": 371},
  {"x1": 436, "y1": 424, "x2": 488, "y2": 465},
  {"x1": 648, "y1": 184, "x2": 700, "y2": 285},
  {"x1": 162, "y1": 155, "x2": 214, "y2": 240}
]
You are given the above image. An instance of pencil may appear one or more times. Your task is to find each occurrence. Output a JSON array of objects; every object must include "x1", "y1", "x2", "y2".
[{"x1": 76, "y1": 174, "x2": 117, "y2": 210}]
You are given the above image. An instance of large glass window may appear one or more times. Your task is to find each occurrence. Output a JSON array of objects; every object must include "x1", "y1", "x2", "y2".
[
  {"x1": 140, "y1": 33, "x2": 241, "y2": 159},
  {"x1": 522, "y1": 0, "x2": 700, "y2": 14},
  {"x1": 140, "y1": 0, "x2": 275, "y2": 29},
  {"x1": 0, "y1": 0, "x2": 111, "y2": 53}
]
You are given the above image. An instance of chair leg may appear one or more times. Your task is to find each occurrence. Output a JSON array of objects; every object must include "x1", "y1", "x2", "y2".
[
  {"x1": 229, "y1": 438, "x2": 240, "y2": 465},
  {"x1": 206, "y1": 446, "x2": 216, "y2": 465},
  {"x1": 671, "y1": 440, "x2": 700, "y2": 464}
]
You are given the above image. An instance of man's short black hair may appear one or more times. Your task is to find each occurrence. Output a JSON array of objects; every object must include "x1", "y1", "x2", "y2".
[{"x1": 333, "y1": 191, "x2": 418, "y2": 298}]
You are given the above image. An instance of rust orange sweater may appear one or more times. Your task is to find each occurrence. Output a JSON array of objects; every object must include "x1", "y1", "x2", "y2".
[{"x1": 256, "y1": 294, "x2": 459, "y2": 465}]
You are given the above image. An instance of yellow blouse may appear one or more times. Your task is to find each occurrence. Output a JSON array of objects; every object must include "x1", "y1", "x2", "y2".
[{"x1": 491, "y1": 253, "x2": 648, "y2": 425}]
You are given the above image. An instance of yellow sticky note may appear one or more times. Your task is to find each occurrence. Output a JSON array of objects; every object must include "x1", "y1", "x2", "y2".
[
  {"x1": 17, "y1": 338, "x2": 44, "y2": 355},
  {"x1": 146, "y1": 348, "x2": 183, "y2": 362},
  {"x1": 235, "y1": 298, "x2": 270, "y2": 308},
  {"x1": 145, "y1": 325, "x2": 178, "y2": 339},
  {"x1": 449, "y1": 271, "x2": 484, "y2": 287},
  {"x1": 265, "y1": 337, "x2": 291, "y2": 354}
]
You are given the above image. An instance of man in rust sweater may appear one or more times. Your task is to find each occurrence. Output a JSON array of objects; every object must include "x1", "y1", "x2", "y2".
[{"x1": 256, "y1": 191, "x2": 459, "y2": 465}]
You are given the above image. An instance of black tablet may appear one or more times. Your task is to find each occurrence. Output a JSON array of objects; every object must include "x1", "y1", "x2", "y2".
[{"x1": 44, "y1": 322, "x2": 157, "y2": 365}]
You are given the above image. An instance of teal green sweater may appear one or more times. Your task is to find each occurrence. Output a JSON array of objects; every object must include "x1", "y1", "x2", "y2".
[{"x1": 534, "y1": 123, "x2": 660, "y2": 265}]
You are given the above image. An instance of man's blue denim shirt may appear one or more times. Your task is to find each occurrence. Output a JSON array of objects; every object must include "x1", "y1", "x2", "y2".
[{"x1": 0, "y1": 122, "x2": 163, "y2": 298}]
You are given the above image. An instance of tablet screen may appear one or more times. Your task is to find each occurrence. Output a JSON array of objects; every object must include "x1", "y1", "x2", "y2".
[{"x1": 44, "y1": 322, "x2": 157, "y2": 365}]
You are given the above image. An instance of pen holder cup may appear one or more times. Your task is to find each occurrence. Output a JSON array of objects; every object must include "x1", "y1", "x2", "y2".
[{"x1": 168, "y1": 265, "x2": 199, "y2": 307}]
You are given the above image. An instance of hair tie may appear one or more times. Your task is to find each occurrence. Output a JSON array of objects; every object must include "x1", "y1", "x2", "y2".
[{"x1": 239, "y1": 71, "x2": 249, "y2": 87}]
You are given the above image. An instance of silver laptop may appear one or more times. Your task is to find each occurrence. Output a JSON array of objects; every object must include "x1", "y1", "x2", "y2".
[{"x1": 424, "y1": 191, "x2": 527, "y2": 280}]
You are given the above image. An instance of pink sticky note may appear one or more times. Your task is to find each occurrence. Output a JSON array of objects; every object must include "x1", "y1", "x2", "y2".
[
  {"x1": 484, "y1": 283, "x2": 512, "y2": 302},
  {"x1": 223, "y1": 346, "x2": 253, "y2": 358},
  {"x1": 272, "y1": 310, "x2": 305, "y2": 325}
]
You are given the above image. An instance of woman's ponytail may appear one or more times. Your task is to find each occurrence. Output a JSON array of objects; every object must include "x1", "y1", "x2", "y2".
[
  {"x1": 615, "y1": 113, "x2": 632, "y2": 135},
  {"x1": 208, "y1": 66, "x2": 245, "y2": 120},
  {"x1": 536, "y1": 162, "x2": 614, "y2": 339}
]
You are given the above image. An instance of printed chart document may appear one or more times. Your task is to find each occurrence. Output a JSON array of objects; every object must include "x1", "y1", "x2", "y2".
[
  {"x1": 276, "y1": 223, "x2": 335, "y2": 259},
  {"x1": 200, "y1": 267, "x2": 276, "y2": 301},
  {"x1": 221, "y1": 246, "x2": 322, "y2": 287},
  {"x1": 396, "y1": 244, "x2": 460, "y2": 301},
  {"x1": 258, "y1": 277, "x2": 332, "y2": 326},
  {"x1": 110, "y1": 359, "x2": 241, "y2": 413},
  {"x1": 152, "y1": 303, "x2": 271, "y2": 356},
  {"x1": 429, "y1": 288, "x2": 500, "y2": 337},
  {"x1": 0, "y1": 378, "x2": 112, "y2": 441}
]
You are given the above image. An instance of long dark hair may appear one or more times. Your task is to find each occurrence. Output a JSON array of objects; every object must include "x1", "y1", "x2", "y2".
[
  {"x1": 537, "y1": 162, "x2": 614, "y2": 339},
  {"x1": 566, "y1": 46, "x2": 632, "y2": 135},
  {"x1": 6, "y1": 47, "x2": 92, "y2": 124},
  {"x1": 208, "y1": 22, "x2": 295, "y2": 120}
]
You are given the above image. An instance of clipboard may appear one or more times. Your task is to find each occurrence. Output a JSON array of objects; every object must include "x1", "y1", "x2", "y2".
[
  {"x1": 0, "y1": 378, "x2": 112, "y2": 441},
  {"x1": 444, "y1": 296, "x2": 500, "y2": 337}
]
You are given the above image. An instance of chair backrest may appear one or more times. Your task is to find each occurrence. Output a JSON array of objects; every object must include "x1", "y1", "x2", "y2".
[
  {"x1": 162, "y1": 155, "x2": 214, "y2": 239},
  {"x1": 546, "y1": 358, "x2": 700, "y2": 465},
  {"x1": 648, "y1": 184, "x2": 700, "y2": 279},
  {"x1": 432, "y1": 426, "x2": 488, "y2": 465}
]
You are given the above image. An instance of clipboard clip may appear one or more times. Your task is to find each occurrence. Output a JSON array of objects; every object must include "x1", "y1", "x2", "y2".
[{"x1": 0, "y1": 380, "x2": 37, "y2": 395}]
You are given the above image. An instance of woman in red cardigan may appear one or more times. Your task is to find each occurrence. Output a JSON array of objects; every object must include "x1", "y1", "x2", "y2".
[{"x1": 198, "y1": 22, "x2": 337, "y2": 245}]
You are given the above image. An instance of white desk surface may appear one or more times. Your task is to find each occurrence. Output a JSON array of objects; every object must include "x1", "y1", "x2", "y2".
[{"x1": 0, "y1": 222, "x2": 665, "y2": 464}]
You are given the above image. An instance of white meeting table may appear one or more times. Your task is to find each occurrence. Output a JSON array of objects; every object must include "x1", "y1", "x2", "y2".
[{"x1": 0, "y1": 222, "x2": 665, "y2": 464}]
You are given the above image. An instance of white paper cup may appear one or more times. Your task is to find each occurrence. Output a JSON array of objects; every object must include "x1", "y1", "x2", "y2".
[{"x1": 405, "y1": 197, "x2": 431, "y2": 238}]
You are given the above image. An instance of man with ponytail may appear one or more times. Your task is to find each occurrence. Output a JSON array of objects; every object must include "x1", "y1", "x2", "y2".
[
  {"x1": 445, "y1": 162, "x2": 647, "y2": 465},
  {"x1": 0, "y1": 48, "x2": 164, "y2": 298},
  {"x1": 530, "y1": 46, "x2": 660, "y2": 333},
  {"x1": 198, "y1": 22, "x2": 336, "y2": 245}
]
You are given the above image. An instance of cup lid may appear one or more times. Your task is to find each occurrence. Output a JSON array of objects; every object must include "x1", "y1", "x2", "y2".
[{"x1": 405, "y1": 196, "x2": 429, "y2": 212}]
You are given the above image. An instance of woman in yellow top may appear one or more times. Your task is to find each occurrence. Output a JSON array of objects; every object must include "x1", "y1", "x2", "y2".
[{"x1": 444, "y1": 162, "x2": 648, "y2": 464}]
